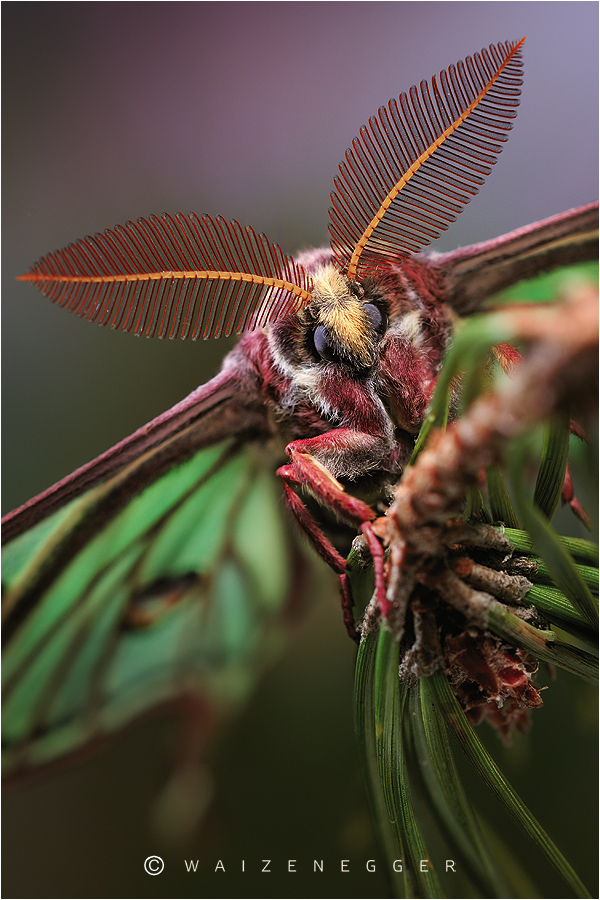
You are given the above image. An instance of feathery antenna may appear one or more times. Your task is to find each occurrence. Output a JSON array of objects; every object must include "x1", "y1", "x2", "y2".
[
  {"x1": 19, "y1": 214, "x2": 312, "y2": 339},
  {"x1": 329, "y1": 39, "x2": 526, "y2": 279}
]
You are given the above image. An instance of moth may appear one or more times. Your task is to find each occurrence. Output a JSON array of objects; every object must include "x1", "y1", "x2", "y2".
[{"x1": 2, "y1": 39, "x2": 598, "y2": 775}]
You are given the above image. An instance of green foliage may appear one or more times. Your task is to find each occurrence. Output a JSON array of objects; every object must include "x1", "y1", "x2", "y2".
[{"x1": 352, "y1": 267, "x2": 598, "y2": 897}]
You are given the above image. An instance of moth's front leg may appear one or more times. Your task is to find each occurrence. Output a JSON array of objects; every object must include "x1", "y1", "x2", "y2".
[
  {"x1": 277, "y1": 428, "x2": 389, "y2": 639},
  {"x1": 279, "y1": 429, "x2": 380, "y2": 526}
]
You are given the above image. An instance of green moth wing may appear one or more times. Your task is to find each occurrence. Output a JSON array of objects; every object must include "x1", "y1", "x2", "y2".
[{"x1": 2, "y1": 439, "x2": 306, "y2": 777}]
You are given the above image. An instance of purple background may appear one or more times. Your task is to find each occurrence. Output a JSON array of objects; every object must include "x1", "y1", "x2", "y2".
[{"x1": 3, "y1": 4, "x2": 598, "y2": 898}]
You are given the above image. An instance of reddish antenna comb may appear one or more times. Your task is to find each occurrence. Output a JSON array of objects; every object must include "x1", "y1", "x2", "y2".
[
  {"x1": 329, "y1": 38, "x2": 526, "y2": 279},
  {"x1": 18, "y1": 213, "x2": 313, "y2": 339}
]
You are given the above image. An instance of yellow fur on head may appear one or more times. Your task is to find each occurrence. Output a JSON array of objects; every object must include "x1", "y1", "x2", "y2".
[{"x1": 311, "y1": 266, "x2": 372, "y2": 364}]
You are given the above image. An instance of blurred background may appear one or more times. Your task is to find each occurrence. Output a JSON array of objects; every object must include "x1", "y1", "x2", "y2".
[{"x1": 3, "y1": 3, "x2": 598, "y2": 898}]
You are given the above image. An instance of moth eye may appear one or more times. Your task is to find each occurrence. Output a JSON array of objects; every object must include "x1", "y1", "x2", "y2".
[
  {"x1": 313, "y1": 324, "x2": 338, "y2": 362},
  {"x1": 364, "y1": 302, "x2": 385, "y2": 332}
]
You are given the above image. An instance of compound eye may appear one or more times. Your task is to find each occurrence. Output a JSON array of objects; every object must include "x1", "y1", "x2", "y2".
[
  {"x1": 313, "y1": 324, "x2": 338, "y2": 362},
  {"x1": 364, "y1": 302, "x2": 384, "y2": 331}
]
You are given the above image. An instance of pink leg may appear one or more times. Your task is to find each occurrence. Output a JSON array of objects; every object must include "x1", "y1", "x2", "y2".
[
  {"x1": 277, "y1": 431, "x2": 386, "y2": 637},
  {"x1": 281, "y1": 482, "x2": 359, "y2": 638},
  {"x1": 562, "y1": 465, "x2": 593, "y2": 529},
  {"x1": 277, "y1": 429, "x2": 398, "y2": 641},
  {"x1": 280, "y1": 482, "x2": 347, "y2": 574},
  {"x1": 279, "y1": 456, "x2": 374, "y2": 528},
  {"x1": 360, "y1": 521, "x2": 391, "y2": 620},
  {"x1": 338, "y1": 573, "x2": 359, "y2": 643}
]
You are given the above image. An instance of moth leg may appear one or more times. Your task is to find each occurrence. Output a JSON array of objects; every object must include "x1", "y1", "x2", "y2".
[
  {"x1": 281, "y1": 482, "x2": 359, "y2": 641},
  {"x1": 561, "y1": 464, "x2": 593, "y2": 529},
  {"x1": 277, "y1": 431, "x2": 387, "y2": 639},
  {"x1": 360, "y1": 521, "x2": 390, "y2": 620},
  {"x1": 338, "y1": 573, "x2": 359, "y2": 644},
  {"x1": 278, "y1": 431, "x2": 380, "y2": 527},
  {"x1": 280, "y1": 482, "x2": 347, "y2": 574},
  {"x1": 277, "y1": 431, "x2": 378, "y2": 566}
]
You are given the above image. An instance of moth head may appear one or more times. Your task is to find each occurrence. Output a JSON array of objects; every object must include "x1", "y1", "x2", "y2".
[
  {"x1": 305, "y1": 266, "x2": 387, "y2": 371},
  {"x1": 270, "y1": 264, "x2": 389, "y2": 376}
]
